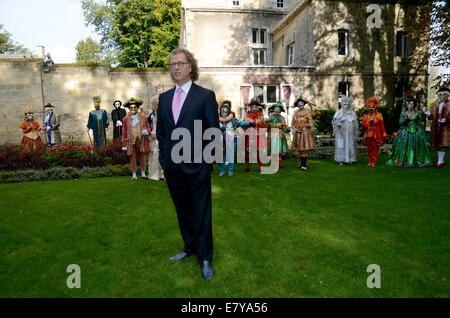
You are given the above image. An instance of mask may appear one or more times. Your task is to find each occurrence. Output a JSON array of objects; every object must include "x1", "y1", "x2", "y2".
[
  {"x1": 438, "y1": 93, "x2": 448, "y2": 102},
  {"x1": 27, "y1": 114, "x2": 33, "y2": 120},
  {"x1": 250, "y1": 105, "x2": 258, "y2": 112},
  {"x1": 114, "y1": 102, "x2": 121, "y2": 108},
  {"x1": 130, "y1": 106, "x2": 138, "y2": 115},
  {"x1": 220, "y1": 107, "x2": 230, "y2": 117},
  {"x1": 406, "y1": 101, "x2": 414, "y2": 110}
]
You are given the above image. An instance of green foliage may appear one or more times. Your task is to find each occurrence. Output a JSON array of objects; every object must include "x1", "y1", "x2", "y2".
[
  {"x1": 0, "y1": 24, "x2": 30, "y2": 54},
  {"x1": 81, "y1": 0, "x2": 181, "y2": 68},
  {"x1": 311, "y1": 109, "x2": 336, "y2": 136},
  {"x1": 0, "y1": 158, "x2": 448, "y2": 297},
  {"x1": 75, "y1": 37, "x2": 105, "y2": 64}
]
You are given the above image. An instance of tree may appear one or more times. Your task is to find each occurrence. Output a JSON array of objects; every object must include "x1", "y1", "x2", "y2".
[
  {"x1": 403, "y1": 0, "x2": 449, "y2": 68},
  {"x1": 0, "y1": 24, "x2": 30, "y2": 54},
  {"x1": 81, "y1": 0, "x2": 181, "y2": 68},
  {"x1": 75, "y1": 37, "x2": 104, "y2": 63}
]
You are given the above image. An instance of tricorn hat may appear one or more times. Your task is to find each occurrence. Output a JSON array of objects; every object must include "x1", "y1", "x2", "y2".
[
  {"x1": 123, "y1": 98, "x2": 144, "y2": 108},
  {"x1": 293, "y1": 96, "x2": 309, "y2": 107},
  {"x1": 436, "y1": 87, "x2": 450, "y2": 95},
  {"x1": 44, "y1": 103, "x2": 55, "y2": 108}
]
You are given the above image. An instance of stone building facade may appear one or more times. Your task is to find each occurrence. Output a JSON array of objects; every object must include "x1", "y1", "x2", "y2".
[{"x1": 0, "y1": 0, "x2": 429, "y2": 145}]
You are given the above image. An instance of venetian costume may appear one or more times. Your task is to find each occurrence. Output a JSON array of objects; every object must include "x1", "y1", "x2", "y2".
[
  {"x1": 87, "y1": 96, "x2": 109, "y2": 147},
  {"x1": 19, "y1": 107, "x2": 44, "y2": 151},
  {"x1": 425, "y1": 87, "x2": 450, "y2": 167},
  {"x1": 332, "y1": 96, "x2": 359, "y2": 164},
  {"x1": 147, "y1": 96, "x2": 164, "y2": 180},
  {"x1": 42, "y1": 103, "x2": 61, "y2": 145},
  {"x1": 361, "y1": 96, "x2": 388, "y2": 167},
  {"x1": 111, "y1": 100, "x2": 127, "y2": 141},
  {"x1": 385, "y1": 92, "x2": 433, "y2": 168},
  {"x1": 243, "y1": 98, "x2": 268, "y2": 172},
  {"x1": 266, "y1": 102, "x2": 289, "y2": 169},
  {"x1": 291, "y1": 97, "x2": 316, "y2": 170},
  {"x1": 218, "y1": 100, "x2": 255, "y2": 176},
  {"x1": 122, "y1": 98, "x2": 151, "y2": 181}
]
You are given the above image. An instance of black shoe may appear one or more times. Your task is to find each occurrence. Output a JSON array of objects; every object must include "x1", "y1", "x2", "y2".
[
  {"x1": 168, "y1": 251, "x2": 191, "y2": 261},
  {"x1": 201, "y1": 260, "x2": 214, "y2": 280}
]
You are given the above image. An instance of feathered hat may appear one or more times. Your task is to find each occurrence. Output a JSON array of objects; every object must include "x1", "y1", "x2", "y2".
[
  {"x1": 246, "y1": 98, "x2": 265, "y2": 110},
  {"x1": 219, "y1": 100, "x2": 232, "y2": 111},
  {"x1": 365, "y1": 96, "x2": 379, "y2": 107},
  {"x1": 268, "y1": 102, "x2": 286, "y2": 113},
  {"x1": 24, "y1": 106, "x2": 33, "y2": 114},
  {"x1": 402, "y1": 90, "x2": 417, "y2": 109}
]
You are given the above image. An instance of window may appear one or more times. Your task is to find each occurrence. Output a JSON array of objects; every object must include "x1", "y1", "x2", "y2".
[
  {"x1": 232, "y1": 0, "x2": 240, "y2": 7},
  {"x1": 252, "y1": 28, "x2": 266, "y2": 44},
  {"x1": 338, "y1": 82, "x2": 351, "y2": 97},
  {"x1": 396, "y1": 31, "x2": 410, "y2": 58},
  {"x1": 276, "y1": 0, "x2": 284, "y2": 8},
  {"x1": 338, "y1": 29, "x2": 348, "y2": 56},
  {"x1": 287, "y1": 43, "x2": 294, "y2": 66},
  {"x1": 253, "y1": 49, "x2": 266, "y2": 65},
  {"x1": 253, "y1": 85, "x2": 278, "y2": 104}
]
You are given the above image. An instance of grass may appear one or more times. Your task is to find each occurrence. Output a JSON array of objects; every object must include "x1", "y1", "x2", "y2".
[{"x1": 0, "y1": 154, "x2": 449, "y2": 298}]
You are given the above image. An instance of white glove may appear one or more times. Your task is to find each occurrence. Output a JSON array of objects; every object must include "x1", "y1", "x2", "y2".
[
  {"x1": 105, "y1": 127, "x2": 108, "y2": 131},
  {"x1": 116, "y1": 120, "x2": 122, "y2": 127},
  {"x1": 46, "y1": 126, "x2": 51, "y2": 131},
  {"x1": 142, "y1": 129, "x2": 148, "y2": 136},
  {"x1": 86, "y1": 128, "x2": 90, "y2": 133},
  {"x1": 438, "y1": 118, "x2": 446, "y2": 123},
  {"x1": 423, "y1": 110, "x2": 431, "y2": 116},
  {"x1": 122, "y1": 146, "x2": 127, "y2": 151}
]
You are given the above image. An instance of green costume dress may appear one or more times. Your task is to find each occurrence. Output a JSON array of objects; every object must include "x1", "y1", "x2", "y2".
[
  {"x1": 266, "y1": 114, "x2": 289, "y2": 154},
  {"x1": 385, "y1": 111, "x2": 433, "y2": 168}
]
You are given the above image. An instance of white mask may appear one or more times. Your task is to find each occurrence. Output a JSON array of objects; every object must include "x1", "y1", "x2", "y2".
[{"x1": 406, "y1": 101, "x2": 414, "y2": 110}]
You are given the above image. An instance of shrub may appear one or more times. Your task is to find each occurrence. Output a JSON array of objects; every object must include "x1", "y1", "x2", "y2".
[{"x1": 311, "y1": 109, "x2": 336, "y2": 136}]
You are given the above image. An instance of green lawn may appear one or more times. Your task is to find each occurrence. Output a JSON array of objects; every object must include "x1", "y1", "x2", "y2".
[{"x1": 0, "y1": 154, "x2": 449, "y2": 297}]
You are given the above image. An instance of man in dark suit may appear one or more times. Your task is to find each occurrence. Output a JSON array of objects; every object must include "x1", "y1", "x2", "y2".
[{"x1": 156, "y1": 48, "x2": 220, "y2": 280}]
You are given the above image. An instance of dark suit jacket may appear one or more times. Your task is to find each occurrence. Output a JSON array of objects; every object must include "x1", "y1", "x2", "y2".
[{"x1": 156, "y1": 82, "x2": 220, "y2": 174}]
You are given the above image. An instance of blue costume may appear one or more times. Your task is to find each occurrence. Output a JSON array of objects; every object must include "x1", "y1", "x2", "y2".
[
  {"x1": 218, "y1": 100, "x2": 255, "y2": 176},
  {"x1": 87, "y1": 96, "x2": 109, "y2": 147}
]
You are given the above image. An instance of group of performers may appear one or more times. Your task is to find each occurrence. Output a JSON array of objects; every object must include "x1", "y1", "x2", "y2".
[{"x1": 18, "y1": 86, "x2": 449, "y2": 179}]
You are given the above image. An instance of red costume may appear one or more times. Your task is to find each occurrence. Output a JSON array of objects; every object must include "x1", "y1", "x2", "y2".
[
  {"x1": 122, "y1": 98, "x2": 151, "y2": 180},
  {"x1": 19, "y1": 109, "x2": 44, "y2": 151},
  {"x1": 362, "y1": 96, "x2": 388, "y2": 166},
  {"x1": 243, "y1": 99, "x2": 267, "y2": 171}
]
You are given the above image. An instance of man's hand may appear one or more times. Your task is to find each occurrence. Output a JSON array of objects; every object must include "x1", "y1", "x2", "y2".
[
  {"x1": 116, "y1": 120, "x2": 122, "y2": 127},
  {"x1": 142, "y1": 129, "x2": 149, "y2": 136},
  {"x1": 122, "y1": 146, "x2": 127, "y2": 151}
]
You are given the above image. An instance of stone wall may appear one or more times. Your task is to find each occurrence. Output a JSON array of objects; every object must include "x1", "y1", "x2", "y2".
[{"x1": 0, "y1": 59, "x2": 315, "y2": 146}]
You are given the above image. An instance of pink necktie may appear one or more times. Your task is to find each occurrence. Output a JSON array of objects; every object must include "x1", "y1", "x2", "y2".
[{"x1": 172, "y1": 88, "x2": 183, "y2": 124}]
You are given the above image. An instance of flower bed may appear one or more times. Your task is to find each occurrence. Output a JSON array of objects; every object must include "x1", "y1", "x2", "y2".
[{"x1": 0, "y1": 141, "x2": 128, "y2": 171}]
